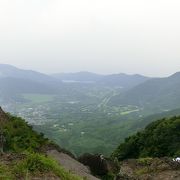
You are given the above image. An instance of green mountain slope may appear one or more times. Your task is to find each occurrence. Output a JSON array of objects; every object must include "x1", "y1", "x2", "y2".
[
  {"x1": 0, "y1": 78, "x2": 60, "y2": 103},
  {"x1": 112, "y1": 116, "x2": 180, "y2": 160},
  {"x1": 0, "y1": 64, "x2": 60, "y2": 84},
  {"x1": 34, "y1": 108, "x2": 180, "y2": 156},
  {"x1": 0, "y1": 64, "x2": 64, "y2": 103},
  {"x1": 98, "y1": 73, "x2": 149, "y2": 88},
  {"x1": 109, "y1": 72, "x2": 180, "y2": 114},
  {"x1": 0, "y1": 107, "x2": 82, "y2": 180}
]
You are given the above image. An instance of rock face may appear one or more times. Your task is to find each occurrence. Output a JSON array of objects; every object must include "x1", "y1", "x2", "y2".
[
  {"x1": 78, "y1": 153, "x2": 118, "y2": 177},
  {"x1": 116, "y1": 158, "x2": 180, "y2": 180},
  {"x1": 47, "y1": 150, "x2": 100, "y2": 180},
  {"x1": 78, "y1": 153, "x2": 108, "y2": 176},
  {"x1": 0, "y1": 107, "x2": 8, "y2": 148},
  {"x1": 0, "y1": 107, "x2": 8, "y2": 123}
]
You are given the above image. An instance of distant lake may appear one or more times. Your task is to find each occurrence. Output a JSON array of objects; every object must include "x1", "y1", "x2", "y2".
[{"x1": 62, "y1": 80, "x2": 95, "y2": 84}]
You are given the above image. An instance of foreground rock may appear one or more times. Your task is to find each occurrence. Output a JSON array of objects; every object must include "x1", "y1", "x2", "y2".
[
  {"x1": 116, "y1": 158, "x2": 180, "y2": 180},
  {"x1": 0, "y1": 106, "x2": 8, "y2": 123},
  {"x1": 78, "y1": 153, "x2": 118, "y2": 177},
  {"x1": 47, "y1": 150, "x2": 100, "y2": 180}
]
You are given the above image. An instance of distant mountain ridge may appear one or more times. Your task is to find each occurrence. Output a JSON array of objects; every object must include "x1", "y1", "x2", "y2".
[
  {"x1": 0, "y1": 64, "x2": 149, "y2": 89},
  {"x1": 109, "y1": 71, "x2": 180, "y2": 113},
  {"x1": 0, "y1": 64, "x2": 62, "y2": 102},
  {"x1": 52, "y1": 71, "x2": 149, "y2": 88},
  {"x1": 52, "y1": 72, "x2": 103, "y2": 82},
  {"x1": 0, "y1": 64, "x2": 60, "y2": 84},
  {"x1": 98, "y1": 73, "x2": 148, "y2": 88}
]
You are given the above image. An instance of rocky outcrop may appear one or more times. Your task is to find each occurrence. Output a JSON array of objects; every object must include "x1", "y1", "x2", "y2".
[
  {"x1": 116, "y1": 158, "x2": 180, "y2": 180},
  {"x1": 47, "y1": 150, "x2": 100, "y2": 180},
  {"x1": 78, "y1": 153, "x2": 118, "y2": 177},
  {"x1": 0, "y1": 107, "x2": 8, "y2": 123}
]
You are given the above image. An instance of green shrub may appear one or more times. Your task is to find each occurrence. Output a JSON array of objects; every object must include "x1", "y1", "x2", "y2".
[
  {"x1": 102, "y1": 173, "x2": 115, "y2": 180},
  {"x1": 14, "y1": 153, "x2": 82, "y2": 180},
  {"x1": 135, "y1": 167, "x2": 150, "y2": 175},
  {"x1": 3, "y1": 114, "x2": 49, "y2": 153},
  {"x1": 0, "y1": 163, "x2": 13, "y2": 179},
  {"x1": 137, "y1": 158, "x2": 153, "y2": 166}
]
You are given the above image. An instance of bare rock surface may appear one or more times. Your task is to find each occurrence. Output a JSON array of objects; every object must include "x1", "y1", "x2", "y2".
[
  {"x1": 0, "y1": 106, "x2": 8, "y2": 123},
  {"x1": 116, "y1": 158, "x2": 180, "y2": 180},
  {"x1": 47, "y1": 149, "x2": 100, "y2": 180}
]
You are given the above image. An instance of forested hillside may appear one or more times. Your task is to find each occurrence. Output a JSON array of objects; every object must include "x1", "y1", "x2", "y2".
[
  {"x1": 0, "y1": 108, "x2": 83, "y2": 179},
  {"x1": 1, "y1": 64, "x2": 180, "y2": 157},
  {"x1": 112, "y1": 116, "x2": 180, "y2": 160},
  {"x1": 109, "y1": 72, "x2": 180, "y2": 114}
]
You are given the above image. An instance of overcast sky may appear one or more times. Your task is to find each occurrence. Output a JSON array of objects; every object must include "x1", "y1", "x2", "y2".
[{"x1": 0, "y1": 0, "x2": 180, "y2": 76}]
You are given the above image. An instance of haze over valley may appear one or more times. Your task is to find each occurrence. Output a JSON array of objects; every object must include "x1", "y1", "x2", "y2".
[
  {"x1": 1, "y1": 64, "x2": 180, "y2": 156},
  {"x1": 1, "y1": 1, "x2": 180, "y2": 179}
]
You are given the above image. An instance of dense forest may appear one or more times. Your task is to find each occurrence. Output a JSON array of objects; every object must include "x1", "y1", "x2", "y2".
[
  {"x1": 2, "y1": 114, "x2": 48, "y2": 152},
  {"x1": 112, "y1": 116, "x2": 180, "y2": 160}
]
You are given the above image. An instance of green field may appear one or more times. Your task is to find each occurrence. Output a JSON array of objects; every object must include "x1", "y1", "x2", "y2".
[
  {"x1": 23, "y1": 93, "x2": 55, "y2": 103},
  {"x1": 120, "y1": 109, "x2": 140, "y2": 115}
]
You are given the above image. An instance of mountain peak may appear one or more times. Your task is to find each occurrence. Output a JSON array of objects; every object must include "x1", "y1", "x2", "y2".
[
  {"x1": 0, "y1": 64, "x2": 18, "y2": 70},
  {"x1": 170, "y1": 71, "x2": 180, "y2": 78},
  {"x1": 0, "y1": 63, "x2": 61, "y2": 84}
]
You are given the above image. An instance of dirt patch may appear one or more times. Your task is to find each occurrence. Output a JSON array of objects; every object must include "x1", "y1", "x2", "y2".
[{"x1": 26, "y1": 172, "x2": 60, "y2": 180}]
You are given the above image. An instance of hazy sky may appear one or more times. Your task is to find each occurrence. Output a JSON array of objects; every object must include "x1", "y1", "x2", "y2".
[{"x1": 0, "y1": 0, "x2": 180, "y2": 76}]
